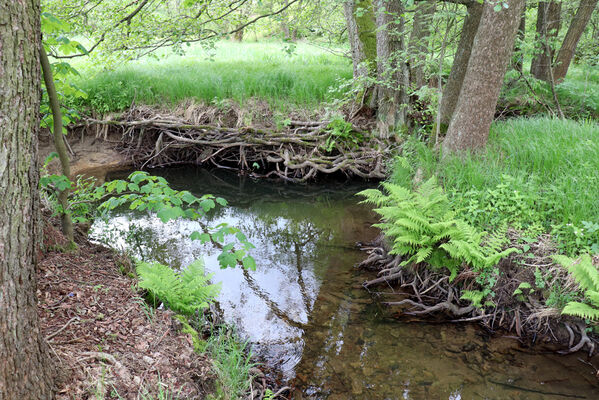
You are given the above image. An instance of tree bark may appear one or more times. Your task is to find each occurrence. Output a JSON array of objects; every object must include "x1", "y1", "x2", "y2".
[
  {"x1": 40, "y1": 46, "x2": 75, "y2": 246},
  {"x1": 408, "y1": 0, "x2": 437, "y2": 89},
  {"x1": 438, "y1": 2, "x2": 483, "y2": 127},
  {"x1": 343, "y1": 0, "x2": 377, "y2": 80},
  {"x1": 0, "y1": 1, "x2": 56, "y2": 399},
  {"x1": 531, "y1": 1, "x2": 562, "y2": 81},
  {"x1": 443, "y1": 0, "x2": 525, "y2": 154},
  {"x1": 514, "y1": 8, "x2": 526, "y2": 73},
  {"x1": 553, "y1": 0, "x2": 599, "y2": 82},
  {"x1": 374, "y1": 0, "x2": 408, "y2": 137}
]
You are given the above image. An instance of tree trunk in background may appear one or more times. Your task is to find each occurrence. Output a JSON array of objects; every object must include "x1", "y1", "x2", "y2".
[
  {"x1": 374, "y1": 0, "x2": 408, "y2": 137},
  {"x1": 531, "y1": 1, "x2": 562, "y2": 81},
  {"x1": 553, "y1": 0, "x2": 599, "y2": 82},
  {"x1": 443, "y1": 0, "x2": 525, "y2": 154},
  {"x1": 0, "y1": 1, "x2": 55, "y2": 399},
  {"x1": 514, "y1": 9, "x2": 526, "y2": 73},
  {"x1": 408, "y1": 1, "x2": 437, "y2": 89},
  {"x1": 438, "y1": 2, "x2": 483, "y2": 127},
  {"x1": 343, "y1": 0, "x2": 377, "y2": 80}
]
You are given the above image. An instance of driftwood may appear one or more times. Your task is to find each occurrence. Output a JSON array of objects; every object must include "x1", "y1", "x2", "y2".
[
  {"x1": 358, "y1": 232, "x2": 598, "y2": 356},
  {"x1": 73, "y1": 106, "x2": 396, "y2": 182}
]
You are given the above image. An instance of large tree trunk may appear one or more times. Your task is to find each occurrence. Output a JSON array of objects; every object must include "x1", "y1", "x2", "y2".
[
  {"x1": 0, "y1": 1, "x2": 55, "y2": 399},
  {"x1": 438, "y1": 2, "x2": 483, "y2": 127},
  {"x1": 408, "y1": 0, "x2": 437, "y2": 90},
  {"x1": 343, "y1": 0, "x2": 377, "y2": 80},
  {"x1": 553, "y1": 0, "x2": 599, "y2": 82},
  {"x1": 443, "y1": 0, "x2": 525, "y2": 154},
  {"x1": 531, "y1": 1, "x2": 562, "y2": 81},
  {"x1": 374, "y1": 0, "x2": 408, "y2": 137}
]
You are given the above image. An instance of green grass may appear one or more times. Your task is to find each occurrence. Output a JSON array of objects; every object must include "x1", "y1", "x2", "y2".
[
  {"x1": 75, "y1": 40, "x2": 352, "y2": 114},
  {"x1": 398, "y1": 118, "x2": 599, "y2": 255},
  {"x1": 501, "y1": 64, "x2": 599, "y2": 119},
  {"x1": 205, "y1": 326, "x2": 254, "y2": 400}
]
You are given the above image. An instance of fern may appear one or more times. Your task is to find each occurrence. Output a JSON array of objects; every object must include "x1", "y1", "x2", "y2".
[
  {"x1": 137, "y1": 258, "x2": 221, "y2": 316},
  {"x1": 359, "y1": 178, "x2": 516, "y2": 281},
  {"x1": 554, "y1": 254, "x2": 599, "y2": 321}
]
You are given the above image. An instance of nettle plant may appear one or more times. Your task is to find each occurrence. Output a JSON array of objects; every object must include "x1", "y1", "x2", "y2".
[{"x1": 42, "y1": 171, "x2": 256, "y2": 270}]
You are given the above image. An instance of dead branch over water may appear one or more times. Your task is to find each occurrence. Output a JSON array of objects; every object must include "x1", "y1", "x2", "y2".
[{"x1": 74, "y1": 106, "x2": 395, "y2": 182}]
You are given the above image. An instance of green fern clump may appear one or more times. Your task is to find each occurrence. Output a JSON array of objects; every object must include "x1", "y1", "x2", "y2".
[
  {"x1": 554, "y1": 254, "x2": 599, "y2": 320},
  {"x1": 359, "y1": 178, "x2": 516, "y2": 280},
  {"x1": 136, "y1": 258, "x2": 221, "y2": 316}
]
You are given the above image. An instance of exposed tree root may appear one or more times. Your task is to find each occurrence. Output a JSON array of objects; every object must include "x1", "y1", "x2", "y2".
[
  {"x1": 358, "y1": 232, "x2": 599, "y2": 356},
  {"x1": 73, "y1": 106, "x2": 396, "y2": 182}
]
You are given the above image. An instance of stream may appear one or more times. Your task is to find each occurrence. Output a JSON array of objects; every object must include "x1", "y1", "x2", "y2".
[{"x1": 90, "y1": 167, "x2": 599, "y2": 399}]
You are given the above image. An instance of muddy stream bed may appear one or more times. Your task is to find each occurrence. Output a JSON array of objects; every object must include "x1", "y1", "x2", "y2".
[{"x1": 90, "y1": 167, "x2": 599, "y2": 399}]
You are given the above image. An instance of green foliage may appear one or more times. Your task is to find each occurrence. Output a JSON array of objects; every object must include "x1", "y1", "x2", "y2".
[
  {"x1": 88, "y1": 172, "x2": 254, "y2": 269},
  {"x1": 501, "y1": 65, "x2": 599, "y2": 120},
  {"x1": 403, "y1": 118, "x2": 599, "y2": 256},
  {"x1": 74, "y1": 41, "x2": 351, "y2": 114},
  {"x1": 206, "y1": 327, "x2": 254, "y2": 400},
  {"x1": 137, "y1": 259, "x2": 221, "y2": 316},
  {"x1": 323, "y1": 115, "x2": 363, "y2": 152},
  {"x1": 41, "y1": 13, "x2": 88, "y2": 133},
  {"x1": 553, "y1": 254, "x2": 599, "y2": 321},
  {"x1": 359, "y1": 177, "x2": 516, "y2": 281}
]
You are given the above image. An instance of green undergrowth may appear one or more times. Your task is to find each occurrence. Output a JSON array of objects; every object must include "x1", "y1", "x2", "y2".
[
  {"x1": 138, "y1": 260, "x2": 253, "y2": 400},
  {"x1": 400, "y1": 118, "x2": 599, "y2": 257},
  {"x1": 501, "y1": 65, "x2": 599, "y2": 119},
  {"x1": 73, "y1": 40, "x2": 352, "y2": 114},
  {"x1": 376, "y1": 117, "x2": 599, "y2": 316}
]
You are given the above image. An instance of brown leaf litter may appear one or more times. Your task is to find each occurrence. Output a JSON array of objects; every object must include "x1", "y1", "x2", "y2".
[{"x1": 38, "y1": 224, "x2": 214, "y2": 399}]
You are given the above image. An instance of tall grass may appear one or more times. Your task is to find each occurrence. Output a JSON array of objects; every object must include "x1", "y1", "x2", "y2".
[
  {"x1": 501, "y1": 64, "x2": 599, "y2": 119},
  {"x1": 400, "y1": 118, "x2": 599, "y2": 254},
  {"x1": 206, "y1": 326, "x2": 254, "y2": 400},
  {"x1": 75, "y1": 41, "x2": 352, "y2": 113}
]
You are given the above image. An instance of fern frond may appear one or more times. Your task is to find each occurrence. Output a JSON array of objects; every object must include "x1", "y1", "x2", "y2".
[
  {"x1": 554, "y1": 254, "x2": 599, "y2": 292},
  {"x1": 585, "y1": 290, "x2": 599, "y2": 307},
  {"x1": 562, "y1": 301, "x2": 599, "y2": 320},
  {"x1": 136, "y1": 259, "x2": 221, "y2": 316}
]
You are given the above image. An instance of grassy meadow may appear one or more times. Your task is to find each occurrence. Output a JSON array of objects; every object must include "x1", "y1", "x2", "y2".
[{"x1": 74, "y1": 40, "x2": 352, "y2": 113}]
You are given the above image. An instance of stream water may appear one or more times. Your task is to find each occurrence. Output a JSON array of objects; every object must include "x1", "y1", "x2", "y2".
[{"x1": 91, "y1": 167, "x2": 599, "y2": 399}]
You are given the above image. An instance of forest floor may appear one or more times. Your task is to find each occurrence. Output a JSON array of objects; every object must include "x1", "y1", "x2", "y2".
[{"x1": 38, "y1": 221, "x2": 216, "y2": 399}]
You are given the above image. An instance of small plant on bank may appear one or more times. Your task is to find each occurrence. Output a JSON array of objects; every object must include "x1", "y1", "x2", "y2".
[
  {"x1": 137, "y1": 259, "x2": 221, "y2": 316},
  {"x1": 554, "y1": 254, "x2": 599, "y2": 321},
  {"x1": 323, "y1": 115, "x2": 363, "y2": 153}
]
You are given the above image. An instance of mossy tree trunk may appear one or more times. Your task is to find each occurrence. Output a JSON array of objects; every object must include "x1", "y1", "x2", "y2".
[
  {"x1": 0, "y1": 0, "x2": 56, "y2": 398},
  {"x1": 442, "y1": 0, "x2": 525, "y2": 154},
  {"x1": 344, "y1": 0, "x2": 377, "y2": 80}
]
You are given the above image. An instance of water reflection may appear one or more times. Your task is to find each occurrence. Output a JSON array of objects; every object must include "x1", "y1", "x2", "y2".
[
  {"x1": 91, "y1": 167, "x2": 599, "y2": 399},
  {"x1": 91, "y1": 168, "x2": 374, "y2": 379}
]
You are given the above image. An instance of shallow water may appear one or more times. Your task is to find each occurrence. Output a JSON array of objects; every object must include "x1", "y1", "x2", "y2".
[{"x1": 91, "y1": 167, "x2": 599, "y2": 399}]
